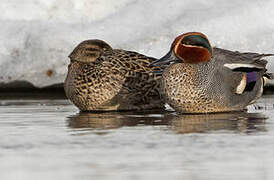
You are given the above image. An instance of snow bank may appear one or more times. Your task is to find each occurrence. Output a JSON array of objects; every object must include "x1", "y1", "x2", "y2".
[{"x1": 1, "y1": 0, "x2": 274, "y2": 88}]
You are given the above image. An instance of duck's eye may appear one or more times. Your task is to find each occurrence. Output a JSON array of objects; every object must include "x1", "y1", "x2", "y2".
[
  {"x1": 183, "y1": 41, "x2": 190, "y2": 45},
  {"x1": 180, "y1": 35, "x2": 212, "y2": 55},
  {"x1": 86, "y1": 48, "x2": 98, "y2": 51}
]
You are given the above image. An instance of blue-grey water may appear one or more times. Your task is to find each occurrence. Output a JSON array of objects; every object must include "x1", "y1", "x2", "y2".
[{"x1": 1, "y1": 96, "x2": 274, "y2": 180}]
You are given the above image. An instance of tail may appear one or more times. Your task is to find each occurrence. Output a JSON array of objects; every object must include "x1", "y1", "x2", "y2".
[
  {"x1": 263, "y1": 73, "x2": 274, "y2": 86},
  {"x1": 264, "y1": 73, "x2": 274, "y2": 79}
]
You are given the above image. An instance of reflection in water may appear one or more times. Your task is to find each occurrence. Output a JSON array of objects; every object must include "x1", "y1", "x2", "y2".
[
  {"x1": 67, "y1": 110, "x2": 267, "y2": 134},
  {"x1": 170, "y1": 112, "x2": 267, "y2": 134},
  {"x1": 67, "y1": 110, "x2": 172, "y2": 130}
]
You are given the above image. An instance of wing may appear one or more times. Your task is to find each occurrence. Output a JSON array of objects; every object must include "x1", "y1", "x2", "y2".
[
  {"x1": 213, "y1": 47, "x2": 274, "y2": 94},
  {"x1": 214, "y1": 47, "x2": 273, "y2": 71},
  {"x1": 106, "y1": 50, "x2": 164, "y2": 103}
]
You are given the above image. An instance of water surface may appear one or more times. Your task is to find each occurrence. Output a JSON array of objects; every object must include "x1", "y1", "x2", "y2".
[{"x1": 1, "y1": 96, "x2": 274, "y2": 180}]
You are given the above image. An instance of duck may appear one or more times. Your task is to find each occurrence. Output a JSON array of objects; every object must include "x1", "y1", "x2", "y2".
[
  {"x1": 64, "y1": 39, "x2": 165, "y2": 111},
  {"x1": 150, "y1": 32, "x2": 274, "y2": 113}
]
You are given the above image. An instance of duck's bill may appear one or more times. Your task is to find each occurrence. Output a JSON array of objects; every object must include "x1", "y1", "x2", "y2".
[{"x1": 150, "y1": 50, "x2": 179, "y2": 67}]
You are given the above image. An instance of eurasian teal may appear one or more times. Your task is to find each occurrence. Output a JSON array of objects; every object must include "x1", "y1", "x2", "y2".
[
  {"x1": 151, "y1": 32, "x2": 274, "y2": 113},
  {"x1": 64, "y1": 39, "x2": 165, "y2": 111}
]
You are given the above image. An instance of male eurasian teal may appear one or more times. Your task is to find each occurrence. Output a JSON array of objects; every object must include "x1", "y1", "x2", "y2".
[
  {"x1": 151, "y1": 32, "x2": 274, "y2": 113},
  {"x1": 64, "y1": 39, "x2": 164, "y2": 111}
]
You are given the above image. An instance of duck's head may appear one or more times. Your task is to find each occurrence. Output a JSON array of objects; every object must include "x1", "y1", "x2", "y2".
[
  {"x1": 69, "y1": 39, "x2": 112, "y2": 63},
  {"x1": 150, "y1": 32, "x2": 213, "y2": 66}
]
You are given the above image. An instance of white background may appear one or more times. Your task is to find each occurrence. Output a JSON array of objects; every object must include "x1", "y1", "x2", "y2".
[{"x1": 0, "y1": 0, "x2": 274, "y2": 87}]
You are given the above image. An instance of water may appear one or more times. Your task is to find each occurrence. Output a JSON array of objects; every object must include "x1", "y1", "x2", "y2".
[{"x1": 1, "y1": 96, "x2": 274, "y2": 180}]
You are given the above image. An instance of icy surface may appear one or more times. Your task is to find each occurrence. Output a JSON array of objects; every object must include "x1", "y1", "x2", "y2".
[
  {"x1": 1, "y1": 97, "x2": 274, "y2": 180},
  {"x1": 1, "y1": 0, "x2": 274, "y2": 87}
]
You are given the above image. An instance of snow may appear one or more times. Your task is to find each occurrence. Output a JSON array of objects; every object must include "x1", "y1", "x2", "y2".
[{"x1": 0, "y1": 0, "x2": 274, "y2": 88}]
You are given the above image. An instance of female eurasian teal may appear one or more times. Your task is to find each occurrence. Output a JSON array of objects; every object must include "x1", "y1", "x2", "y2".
[
  {"x1": 151, "y1": 32, "x2": 274, "y2": 113},
  {"x1": 65, "y1": 39, "x2": 164, "y2": 111}
]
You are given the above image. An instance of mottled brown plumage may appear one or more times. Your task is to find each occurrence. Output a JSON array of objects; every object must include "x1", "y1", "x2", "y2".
[{"x1": 64, "y1": 39, "x2": 165, "y2": 111}]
